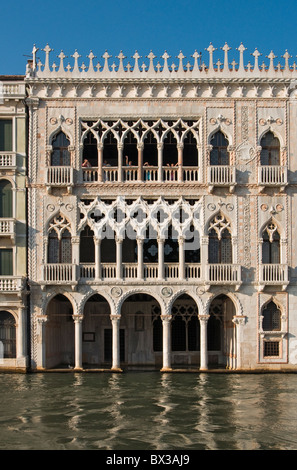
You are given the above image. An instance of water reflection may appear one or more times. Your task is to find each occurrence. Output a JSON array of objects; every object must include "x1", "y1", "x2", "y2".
[{"x1": 0, "y1": 372, "x2": 297, "y2": 450}]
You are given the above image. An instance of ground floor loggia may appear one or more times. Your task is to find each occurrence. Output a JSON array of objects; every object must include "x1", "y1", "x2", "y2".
[{"x1": 33, "y1": 291, "x2": 244, "y2": 371}]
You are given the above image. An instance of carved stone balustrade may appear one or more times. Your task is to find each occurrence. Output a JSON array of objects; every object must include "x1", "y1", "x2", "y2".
[
  {"x1": 258, "y1": 166, "x2": 288, "y2": 192},
  {"x1": 207, "y1": 166, "x2": 236, "y2": 193},
  {"x1": 258, "y1": 264, "x2": 289, "y2": 291}
]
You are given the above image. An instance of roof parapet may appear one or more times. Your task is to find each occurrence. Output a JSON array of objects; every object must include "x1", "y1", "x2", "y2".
[{"x1": 26, "y1": 43, "x2": 297, "y2": 80}]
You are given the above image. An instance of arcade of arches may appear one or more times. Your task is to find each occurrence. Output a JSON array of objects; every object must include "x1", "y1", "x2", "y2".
[{"x1": 41, "y1": 292, "x2": 241, "y2": 370}]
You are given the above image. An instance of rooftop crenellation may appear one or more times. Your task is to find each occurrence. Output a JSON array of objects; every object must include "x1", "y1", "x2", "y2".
[{"x1": 25, "y1": 43, "x2": 297, "y2": 80}]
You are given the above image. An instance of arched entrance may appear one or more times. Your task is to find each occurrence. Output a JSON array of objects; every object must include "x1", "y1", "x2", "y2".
[
  {"x1": 45, "y1": 294, "x2": 74, "y2": 368},
  {"x1": 171, "y1": 294, "x2": 200, "y2": 367},
  {"x1": 82, "y1": 294, "x2": 111, "y2": 368},
  {"x1": 0, "y1": 311, "x2": 16, "y2": 359},
  {"x1": 208, "y1": 294, "x2": 236, "y2": 368},
  {"x1": 120, "y1": 293, "x2": 162, "y2": 369}
]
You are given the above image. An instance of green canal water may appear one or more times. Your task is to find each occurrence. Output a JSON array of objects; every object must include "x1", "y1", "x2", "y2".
[{"x1": 0, "y1": 371, "x2": 296, "y2": 450}]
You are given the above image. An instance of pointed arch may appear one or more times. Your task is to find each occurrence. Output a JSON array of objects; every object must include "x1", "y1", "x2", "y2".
[
  {"x1": 259, "y1": 130, "x2": 281, "y2": 165},
  {"x1": 209, "y1": 130, "x2": 230, "y2": 165},
  {"x1": 50, "y1": 130, "x2": 71, "y2": 166}
]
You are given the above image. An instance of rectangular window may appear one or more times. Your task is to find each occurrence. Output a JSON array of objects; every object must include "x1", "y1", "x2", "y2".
[
  {"x1": 0, "y1": 120, "x2": 12, "y2": 152},
  {"x1": 0, "y1": 249, "x2": 13, "y2": 275},
  {"x1": 264, "y1": 341, "x2": 280, "y2": 357}
]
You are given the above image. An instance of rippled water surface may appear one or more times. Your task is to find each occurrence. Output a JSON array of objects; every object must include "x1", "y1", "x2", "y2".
[{"x1": 0, "y1": 372, "x2": 297, "y2": 450}]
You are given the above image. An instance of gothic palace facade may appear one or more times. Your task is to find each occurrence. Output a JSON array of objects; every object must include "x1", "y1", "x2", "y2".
[{"x1": 2, "y1": 43, "x2": 297, "y2": 372}]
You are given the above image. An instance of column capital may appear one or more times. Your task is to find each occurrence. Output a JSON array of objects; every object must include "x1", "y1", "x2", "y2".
[
  {"x1": 110, "y1": 314, "x2": 121, "y2": 322},
  {"x1": 72, "y1": 314, "x2": 84, "y2": 323},
  {"x1": 161, "y1": 314, "x2": 172, "y2": 322},
  {"x1": 198, "y1": 314, "x2": 210, "y2": 323},
  {"x1": 37, "y1": 315, "x2": 49, "y2": 324},
  {"x1": 232, "y1": 315, "x2": 246, "y2": 326}
]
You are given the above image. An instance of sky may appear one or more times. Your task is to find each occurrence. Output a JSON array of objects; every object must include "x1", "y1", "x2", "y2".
[{"x1": 1, "y1": 0, "x2": 297, "y2": 75}]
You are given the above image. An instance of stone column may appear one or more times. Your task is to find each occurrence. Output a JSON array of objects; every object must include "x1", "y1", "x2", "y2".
[
  {"x1": 137, "y1": 143, "x2": 144, "y2": 181},
  {"x1": 17, "y1": 307, "x2": 27, "y2": 360},
  {"x1": 157, "y1": 142, "x2": 163, "y2": 182},
  {"x1": 161, "y1": 314, "x2": 172, "y2": 371},
  {"x1": 199, "y1": 314, "x2": 210, "y2": 370},
  {"x1": 232, "y1": 316, "x2": 246, "y2": 370},
  {"x1": 178, "y1": 236, "x2": 185, "y2": 280},
  {"x1": 71, "y1": 236, "x2": 80, "y2": 282},
  {"x1": 73, "y1": 314, "x2": 83, "y2": 370},
  {"x1": 177, "y1": 143, "x2": 183, "y2": 182},
  {"x1": 116, "y1": 236, "x2": 123, "y2": 279},
  {"x1": 118, "y1": 144, "x2": 123, "y2": 182},
  {"x1": 158, "y1": 237, "x2": 165, "y2": 280},
  {"x1": 94, "y1": 237, "x2": 102, "y2": 280},
  {"x1": 98, "y1": 143, "x2": 104, "y2": 182},
  {"x1": 137, "y1": 237, "x2": 144, "y2": 280},
  {"x1": 201, "y1": 235, "x2": 209, "y2": 283},
  {"x1": 111, "y1": 314, "x2": 122, "y2": 371},
  {"x1": 36, "y1": 315, "x2": 48, "y2": 369}
]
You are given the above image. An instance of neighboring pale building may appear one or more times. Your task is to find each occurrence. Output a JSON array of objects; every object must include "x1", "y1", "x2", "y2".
[
  {"x1": 0, "y1": 76, "x2": 28, "y2": 371},
  {"x1": 24, "y1": 43, "x2": 297, "y2": 371}
]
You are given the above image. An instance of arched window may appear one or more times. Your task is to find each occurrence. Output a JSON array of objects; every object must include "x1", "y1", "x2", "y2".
[
  {"x1": 0, "y1": 311, "x2": 16, "y2": 358},
  {"x1": 260, "y1": 131, "x2": 280, "y2": 165},
  {"x1": 210, "y1": 131, "x2": 229, "y2": 165},
  {"x1": 123, "y1": 131, "x2": 138, "y2": 166},
  {"x1": 103, "y1": 131, "x2": 118, "y2": 167},
  {"x1": 171, "y1": 295, "x2": 199, "y2": 352},
  {"x1": 143, "y1": 131, "x2": 158, "y2": 166},
  {"x1": 163, "y1": 130, "x2": 177, "y2": 166},
  {"x1": 183, "y1": 131, "x2": 198, "y2": 166},
  {"x1": 262, "y1": 223, "x2": 280, "y2": 264},
  {"x1": 262, "y1": 301, "x2": 281, "y2": 331},
  {"x1": 208, "y1": 214, "x2": 232, "y2": 264},
  {"x1": 83, "y1": 132, "x2": 98, "y2": 167},
  {"x1": 51, "y1": 131, "x2": 70, "y2": 166},
  {"x1": 0, "y1": 180, "x2": 12, "y2": 218},
  {"x1": 80, "y1": 226, "x2": 95, "y2": 263},
  {"x1": 48, "y1": 228, "x2": 72, "y2": 263}
]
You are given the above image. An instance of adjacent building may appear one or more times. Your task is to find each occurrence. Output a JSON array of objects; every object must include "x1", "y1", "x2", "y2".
[
  {"x1": 0, "y1": 76, "x2": 28, "y2": 370},
  {"x1": 21, "y1": 43, "x2": 297, "y2": 372}
]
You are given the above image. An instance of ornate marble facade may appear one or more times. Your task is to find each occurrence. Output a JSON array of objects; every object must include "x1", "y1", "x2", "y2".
[{"x1": 19, "y1": 43, "x2": 297, "y2": 371}]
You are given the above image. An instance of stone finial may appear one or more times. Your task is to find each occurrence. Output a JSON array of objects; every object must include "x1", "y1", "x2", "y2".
[
  {"x1": 117, "y1": 51, "x2": 126, "y2": 72},
  {"x1": 267, "y1": 51, "x2": 276, "y2": 71},
  {"x1": 87, "y1": 51, "x2": 96, "y2": 73},
  {"x1": 43, "y1": 44, "x2": 52, "y2": 72},
  {"x1": 206, "y1": 43, "x2": 217, "y2": 71},
  {"x1": 237, "y1": 43, "x2": 246, "y2": 71},
  {"x1": 146, "y1": 51, "x2": 156, "y2": 73},
  {"x1": 192, "y1": 50, "x2": 200, "y2": 72},
  {"x1": 72, "y1": 50, "x2": 81, "y2": 73},
  {"x1": 283, "y1": 50, "x2": 291, "y2": 70},
  {"x1": 252, "y1": 48, "x2": 261, "y2": 72},
  {"x1": 132, "y1": 51, "x2": 141, "y2": 73},
  {"x1": 58, "y1": 51, "x2": 66, "y2": 73},
  {"x1": 177, "y1": 51, "x2": 185, "y2": 72},
  {"x1": 102, "y1": 51, "x2": 111, "y2": 73},
  {"x1": 221, "y1": 43, "x2": 231, "y2": 72},
  {"x1": 162, "y1": 51, "x2": 171, "y2": 73},
  {"x1": 32, "y1": 44, "x2": 38, "y2": 71}
]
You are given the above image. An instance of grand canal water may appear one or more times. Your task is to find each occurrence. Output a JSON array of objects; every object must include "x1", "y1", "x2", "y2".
[{"x1": 0, "y1": 371, "x2": 297, "y2": 451}]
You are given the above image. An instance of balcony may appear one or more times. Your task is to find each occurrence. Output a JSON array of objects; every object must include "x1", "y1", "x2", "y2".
[
  {"x1": 42, "y1": 264, "x2": 77, "y2": 289},
  {"x1": 0, "y1": 219, "x2": 15, "y2": 241},
  {"x1": 258, "y1": 166, "x2": 287, "y2": 192},
  {"x1": 0, "y1": 276, "x2": 25, "y2": 295},
  {"x1": 258, "y1": 264, "x2": 289, "y2": 291},
  {"x1": 79, "y1": 262, "x2": 201, "y2": 282},
  {"x1": 46, "y1": 166, "x2": 74, "y2": 193},
  {"x1": 207, "y1": 166, "x2": 236, "y2": 193},
  {"x1": 0, "y1": 152, "x2": 16, "y2": 169},
  {"x1": 205, "y1": 264, "x2": 241, "y2": 290},
  {"x1": 81, "y1": 166, "x2": 200, "y2": 183}
]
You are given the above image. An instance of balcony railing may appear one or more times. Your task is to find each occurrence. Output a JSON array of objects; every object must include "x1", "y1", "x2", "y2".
[
  {"x1": 0, "y1": 219, "x2": 15, "y2": 239},
  {"x1": 206, "y1": 264, "x2": 241, "y2": 287},
  {"x1": 0, "y1": 276, "x2": 25, "y2": 293},
  {"x1": 258, "y1": 166, "x2": 288, "y2": 188},
  {"x1": 0, "y1": 152, "x2": 16, "y2": 168},
  {"x1": 43, "y1": 264, "x2": 77, "y2": 283},
  {"x1": 207, "y1": 165, "x2": 236, "y2": 192},
  {"x1": 259, "y1": 264, "x2": 289, "y2": 290},
  {"x1": 46, "y1": 166, "x2": 74, "y2": 188},
  {"x1": 81, "y1": 166, "x2": 200, "y2": 183}
]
